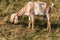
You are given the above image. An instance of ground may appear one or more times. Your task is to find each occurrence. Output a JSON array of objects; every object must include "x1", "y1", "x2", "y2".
[{"x1": 0, "y1": 0, "x2": 60, "y2": 40}]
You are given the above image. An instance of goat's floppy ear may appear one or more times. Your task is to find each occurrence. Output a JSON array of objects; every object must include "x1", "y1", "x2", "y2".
[
  {"x1": 14, "y1": 15, "x2": 18, "y2": 24},
  {"x1": 10, "y1": 13, "x2": 16, "y2": 23},
  {"x1": 10, "y1": 14, "x2": 14, "y2": 23}
]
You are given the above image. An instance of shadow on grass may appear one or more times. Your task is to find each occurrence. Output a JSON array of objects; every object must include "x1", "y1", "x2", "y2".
[
  {"x1": 6, "y1": 18, "x2": 60, "y2": 30},
  {"x1": 51, "y1": 23, "x2": 60, "y2": 30}
]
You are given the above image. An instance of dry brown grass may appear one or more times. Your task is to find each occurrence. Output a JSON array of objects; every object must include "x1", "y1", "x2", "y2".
[{"x1": 0, "y1": 0, "x2": 60, "y2": 40}]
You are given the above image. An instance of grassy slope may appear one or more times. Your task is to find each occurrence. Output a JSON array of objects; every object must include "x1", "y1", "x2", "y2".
[{"x1": 0, "y1": 0, "x2": 60, "y2": 40}]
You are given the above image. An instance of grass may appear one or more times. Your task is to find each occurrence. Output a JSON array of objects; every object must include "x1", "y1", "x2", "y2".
[{"x1": 0, "y1": 0, "x2": 60, "y2": 40}]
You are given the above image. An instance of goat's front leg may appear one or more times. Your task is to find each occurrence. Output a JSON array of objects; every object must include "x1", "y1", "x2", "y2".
[
  {"x1": 30, "y1": 14, "x2": 34, "y2": 30},
  {"x1": 28, "y1": 16, "x2": 31, "y2": 29}
]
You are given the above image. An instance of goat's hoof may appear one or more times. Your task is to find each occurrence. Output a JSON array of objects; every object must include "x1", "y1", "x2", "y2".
[{"x1": 32, "y1": 28, "x2": 35, "y2": 31}]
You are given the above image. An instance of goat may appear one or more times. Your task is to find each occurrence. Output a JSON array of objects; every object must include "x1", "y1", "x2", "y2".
[{"x1": 10, "y1": 1, "x2": 54, "y2": 30}]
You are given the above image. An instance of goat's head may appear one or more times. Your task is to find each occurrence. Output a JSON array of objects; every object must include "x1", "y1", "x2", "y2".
[{"x1": 10, "y1": 13, "x2": 18, "y2": 24}]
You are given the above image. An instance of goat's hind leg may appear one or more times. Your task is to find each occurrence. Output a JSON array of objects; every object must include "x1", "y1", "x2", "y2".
[
  {"x1": 46, "y1": 14, "x2": 51, "y2": 31},
  {"x1": 40, "y1": 14, "x2": 51, "y2": 33},
  {"x1": 46, "y1": 13, "x2": 51, "y2": 37}
]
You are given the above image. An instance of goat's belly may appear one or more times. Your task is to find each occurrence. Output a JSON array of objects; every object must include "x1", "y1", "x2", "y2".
[
  {"x1": 34, "y1": 9, "x2": 44, "y2": 16},
  {"x1": 24, "y1": 12, "x2": 30, "y2": 16}
]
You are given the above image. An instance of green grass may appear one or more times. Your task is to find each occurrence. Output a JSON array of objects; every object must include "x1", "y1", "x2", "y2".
[{"x1": 0, "y1": 0, "x2": 60, "y2": 40}]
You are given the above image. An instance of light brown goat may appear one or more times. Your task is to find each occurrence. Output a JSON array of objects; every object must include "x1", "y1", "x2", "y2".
[{"x1": 10, "y1": 1, "x2": 54, "y2": 31}]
